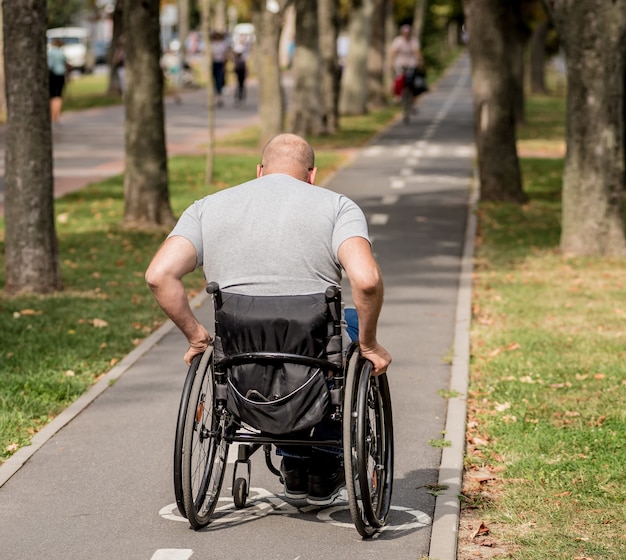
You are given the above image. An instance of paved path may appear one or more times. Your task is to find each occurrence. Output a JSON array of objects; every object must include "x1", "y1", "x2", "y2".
[{"x1": 0, "y1": 56, "x2": 475, "y2": 560}]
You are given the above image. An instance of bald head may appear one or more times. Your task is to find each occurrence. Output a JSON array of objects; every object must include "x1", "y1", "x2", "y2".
[{"x1": 257, "y1": 134, "x2": 317, "y2": 183}]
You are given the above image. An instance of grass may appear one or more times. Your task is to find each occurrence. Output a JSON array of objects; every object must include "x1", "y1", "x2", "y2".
[
  {"x1": 0, "y1": 105, "x2": 401, "y2": 463},
  {"x1": 63, "y1": 73, "x2": 123, "y2": 112},
  {"x1": 463, "y1": 90, "x2": 626, "y2": 559}
]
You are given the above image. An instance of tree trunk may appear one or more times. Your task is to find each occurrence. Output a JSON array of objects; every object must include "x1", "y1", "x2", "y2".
[
  {"x1": 252, "y1": 0, "x2": 286, "y2": 147},
  {"x1": 339, "y1": 0, "x2": 374, "y2": 116},
  {"x1": 463, "y1": 0, "x2": 526, "y2": 203},
  {"x1": 0, "y1": 5, "x2": 7, "y2": 122},
  {"x1": 529, "y1": 18, "x2": 548, "y2": 94},
  {"x1": 200, "y1": 0, "x2": 215, "y2": 184},
  {"x1": 550, "y1": 0, "x2": 626, "y2": 256},
  {"x1": 367, "y1": 0, "x2": 387, "y2": 107},
  {"x1": 290, "y1": 0, "x2": 323, "y2": 136},
  {"x1": 122, "y1": 0, "x2": 174, "y2": 228},
  {"x1": 318, "y1": 0, "x2": 340, "y2": 133},
  {"x1": 509, "y1": 2, "x2": 529, "y2": 126},
  {"x1": 213, "y1": 0, "x2": 227, "y2": 31},
  {"x1": 412, "y1": 0, "x2": 428, "y2": 46},
  {"x1": 3, "y1": 0, "x2": 62, "y2": 294},
  {"x1": 178, "y1": 0, "x2": 190, "y2": 77}
]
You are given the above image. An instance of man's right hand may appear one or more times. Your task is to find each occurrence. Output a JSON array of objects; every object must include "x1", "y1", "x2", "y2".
[
  {"x1": 183, "y1": 324, "x2": 212, "y2": 365},
  {"x1": 360, "y1": 342, "x2": 392, "y2": 376}
]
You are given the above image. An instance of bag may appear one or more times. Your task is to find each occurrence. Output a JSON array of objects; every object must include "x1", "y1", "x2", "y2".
[
  {"x1": 214, "y1": 292, "x2": 336, "y2": 435},
  {"x1": 393, "y1": 73, "x2": 405, "y2": 96},
  {"x1": 412, "y1": 69, "x2": 428, "y2": 96},
  {"x1": 225, "y1": 362, "x2": 330, "y2": 435}
]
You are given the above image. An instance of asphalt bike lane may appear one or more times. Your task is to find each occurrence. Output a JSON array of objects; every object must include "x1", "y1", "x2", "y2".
[{"x1": 0, "y1": 55, "x2": 474, "y2": 559}]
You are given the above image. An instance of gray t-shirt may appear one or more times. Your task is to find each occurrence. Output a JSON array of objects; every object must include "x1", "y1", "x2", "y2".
[{"x1": 168, "y1": 173, "x2": 370, "y2": 295}]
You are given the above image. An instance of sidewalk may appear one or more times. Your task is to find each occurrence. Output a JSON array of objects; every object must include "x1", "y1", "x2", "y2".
[{"x1": 0, "y1": 83, "x2": 260, "y2": 215}]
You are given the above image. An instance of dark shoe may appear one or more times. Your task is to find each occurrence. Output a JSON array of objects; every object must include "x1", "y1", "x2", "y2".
[
  {"x1": 280, "y1": 458, "x2": 308, "y2": 500},
  {"x1": 307, "y1": 456, "x2": 345, "y2": 506}
]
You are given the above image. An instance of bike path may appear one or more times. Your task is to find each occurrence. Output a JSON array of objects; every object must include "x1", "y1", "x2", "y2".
[{"x1": 0, "y1": 55, "x2": 474, "y2": 560}]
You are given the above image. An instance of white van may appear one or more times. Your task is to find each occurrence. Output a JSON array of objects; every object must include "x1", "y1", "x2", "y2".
[{"x1": 47, "y1": 27, "x2": 94, "y2": 73}]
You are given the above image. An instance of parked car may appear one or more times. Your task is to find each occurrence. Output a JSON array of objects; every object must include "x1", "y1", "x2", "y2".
[{"x1": 47, "y1": 27, "x2": 95, "y2": 73}]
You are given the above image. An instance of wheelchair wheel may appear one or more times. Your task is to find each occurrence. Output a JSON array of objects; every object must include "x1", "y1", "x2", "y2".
[
  {"x1": 233, "y1": 477, "x2": 248, "y2": 509},
  {"x1": 174, "y1": 352, "x2": 208, "y2": 518},
  {"x1": 343, "y1": 347, "x2": 394, "y2": 537},
  {"x1": 179, "y1": 347, "x2": 231, "y2": 529}
]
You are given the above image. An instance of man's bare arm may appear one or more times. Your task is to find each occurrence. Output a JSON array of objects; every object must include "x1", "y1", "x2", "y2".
[
  {"x1": 145, "y1": 236, "x2": 211, "y2": 365},
  {"x1": 338, "y1": 237, "x2": 392, "y2": 375}
]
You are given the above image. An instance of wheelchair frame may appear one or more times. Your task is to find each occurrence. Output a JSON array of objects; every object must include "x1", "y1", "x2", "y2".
[{"x1": 172, "y1": 282, "x2": 394, "y2": 538}]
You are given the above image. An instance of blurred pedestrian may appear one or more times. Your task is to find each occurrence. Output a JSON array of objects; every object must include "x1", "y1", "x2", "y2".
[
  {"x1": 211, "y1": 31, "x2": 230, "y2": 107},
  {"x1": 112, "y1": 36, "x2": 126, "y2": 96},
  {"x1": 233, "y1": 47, "x2": 247, "y2": 106},
  {"x1": 47, "y1": 38, "x2": 69, "y2": 124}
]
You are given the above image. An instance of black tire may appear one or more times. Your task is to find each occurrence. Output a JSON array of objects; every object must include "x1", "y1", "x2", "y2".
[
  {"x1": 173, "y1": 352, "x2": 206, "y2": 519},
  {"x1": 233, "y1": 477, "x2": 248, "y2": 509},
  {"x1": 343, "y1": 346, "x2": 394, "y2": 537},
  {"x1": 180, "y1": 347, "x2": 230, "y2": 529},
  {"x1": 356, "y1": 370, "x2": 394, "y2": 528}
]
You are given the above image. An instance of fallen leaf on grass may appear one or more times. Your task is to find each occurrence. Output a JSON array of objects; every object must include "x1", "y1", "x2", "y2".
[
  {"x1": 471, "y1": 522, "x2": 490, "y2": 540},
  {"x1": 91, "y1": 318, "x2": 108, "y2": 328},
  {"x1": 19, "y1": 309, "x2": 44, "y2": 316},
  {"x1": 6, "y1": 443, "x2": 19, "y2": 453}
]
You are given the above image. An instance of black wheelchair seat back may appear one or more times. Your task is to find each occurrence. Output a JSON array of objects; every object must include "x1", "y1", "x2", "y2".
[{"x1": 210, "y1": 286, "x2": 343, "y2": 435}]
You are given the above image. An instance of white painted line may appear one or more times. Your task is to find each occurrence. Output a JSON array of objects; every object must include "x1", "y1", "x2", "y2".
[
  {"x1": 363, "y1": 146, "x2": 382, "y2": 156},
  {"x1": 151, "y1": 549, "x2": 193, "y2": 560},
  {"x1": 370, "y1": 213, "x2": 389, "y2": 225},
  {"x1": 381, "y1": 194, "x2": 399, "y2": 205}
]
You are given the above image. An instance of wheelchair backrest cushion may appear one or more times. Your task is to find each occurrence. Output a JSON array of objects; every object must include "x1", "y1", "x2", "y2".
[{"x1": 214, "y1": 292, "x2": 334, "y2": 434}]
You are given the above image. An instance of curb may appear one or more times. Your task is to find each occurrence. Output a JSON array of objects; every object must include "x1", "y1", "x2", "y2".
[
  {"x1": 0, "y1": 290, "x2": 208, "y2": 488},
  {"x1": 428, "y1": 172, "x2": 478, "y2": 559}
]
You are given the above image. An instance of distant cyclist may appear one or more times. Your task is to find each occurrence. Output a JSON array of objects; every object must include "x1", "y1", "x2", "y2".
[{"x1": 390, "y1": 24, "x2": 424, "y2": 120}]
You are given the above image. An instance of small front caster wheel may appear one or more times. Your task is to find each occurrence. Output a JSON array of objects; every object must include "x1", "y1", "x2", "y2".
[{"x1": 233, "y1": 477, "x2": 248, "y2": 509}]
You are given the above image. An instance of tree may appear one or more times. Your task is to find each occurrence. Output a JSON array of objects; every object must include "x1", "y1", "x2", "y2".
[
  {"x1": 200, "y1": 0, "x2": 216, "y2": 184},
  {"x1": 549, "y1": 0, "x2": 626, "y2": 256},
  {"x1": 318, "y1": 0, "x2": 340, "y2": 132},
  {"x1": 3, "y1": 0, "x2": 62, "y2": 294},
  {"x1": 339, "y1": 0, "x2": 374, "y2": 116},
  {"x1": 412, "y1": 0, "x2": 428, "y2": 44},
  {"x1": 251, "y1": 0, "x2": 289, "y2": 146},
  {"x1": 122, "y1": 0, "x2": 174, "y2": 228},
  {"x1": 528, "y1": 0, "x2": 549, "y2": 94},
  {"x1": 0, "y1": 4, "x2": 7, "y2": 122},
  {"x1": 463, "y1": 0, "x2": 526, "y2": 203},
  {"x1": 290, "y1": 0, "x2": 324, "y2": 136},
  {"x1": 47, "y1": 0, "x2": 85, "y2": 28},
  {"x1": 367, "y1": 0, "x2": 388, "y2": 107}
]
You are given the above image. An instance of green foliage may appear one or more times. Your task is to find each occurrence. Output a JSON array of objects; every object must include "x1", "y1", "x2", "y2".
[{"x1": 47, "y1": 0, "x2": 87, "y2": 28}]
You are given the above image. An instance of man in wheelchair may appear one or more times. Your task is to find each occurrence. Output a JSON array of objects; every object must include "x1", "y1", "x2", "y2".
[{"x1": 146, "y1": 133, "x2": 391, "y2": 506}]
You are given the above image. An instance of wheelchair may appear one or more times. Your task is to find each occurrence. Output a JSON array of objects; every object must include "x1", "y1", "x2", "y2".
[{"x1": 173, "y1": 282, "x2": 394, "y2": 537}]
